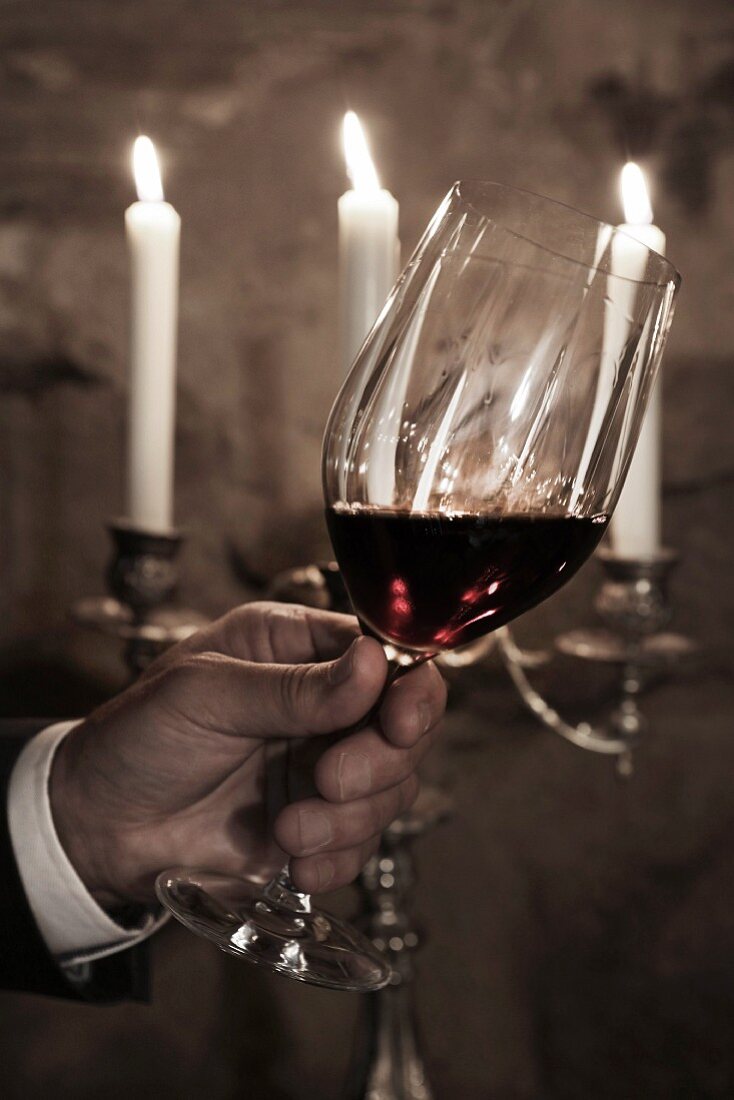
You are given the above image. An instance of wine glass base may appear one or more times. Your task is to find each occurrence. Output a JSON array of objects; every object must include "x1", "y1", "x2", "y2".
[{"x1": 155, "y1": 868, "x2": 392, "y2": 992}]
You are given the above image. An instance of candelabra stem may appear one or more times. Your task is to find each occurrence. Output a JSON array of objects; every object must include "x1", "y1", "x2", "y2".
[
  {"x1": 347, "y1": 976, "x2": 432, "y2": 1100},
  {"x1": 345, "y1": 786, "x2": 451, "y2": 1100}
]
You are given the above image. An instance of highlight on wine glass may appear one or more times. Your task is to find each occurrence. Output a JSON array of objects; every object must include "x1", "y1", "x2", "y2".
[
  {"x1": 323, "y1": 180, "x2": 680, "y2": 665},
  {"x1": 157, "y1": 180, "x2": 679, "y2": 995}
]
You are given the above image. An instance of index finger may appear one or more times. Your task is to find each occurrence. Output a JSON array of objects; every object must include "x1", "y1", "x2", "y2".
[
  {"x1": 156, "y1": 601, "x2": 362, "y2": 669},
  {"x1": 234, "y1": 602, "x2": 361, "y2": 663}
]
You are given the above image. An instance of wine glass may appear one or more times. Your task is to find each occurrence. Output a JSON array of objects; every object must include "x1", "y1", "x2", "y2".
[{"x1": 157, "y1": 181, "x2": 679, "y2": 992}]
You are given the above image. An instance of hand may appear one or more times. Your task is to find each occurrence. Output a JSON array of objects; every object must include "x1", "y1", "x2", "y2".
[{"x1": 50, "y1": 601, "x2": 447, "y2": 908}]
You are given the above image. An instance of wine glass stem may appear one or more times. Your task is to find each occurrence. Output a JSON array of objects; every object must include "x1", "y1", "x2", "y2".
[{"x1": 263, "y1": 866, "x2": 312, "y2": 913}]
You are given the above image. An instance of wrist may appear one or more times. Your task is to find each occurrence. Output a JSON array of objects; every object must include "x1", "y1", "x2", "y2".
[{"x1": 49, "y1": 723, "x2": 125, "y2": 911}]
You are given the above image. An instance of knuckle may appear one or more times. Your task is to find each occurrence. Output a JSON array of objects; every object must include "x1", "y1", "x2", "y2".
[
  {"x1": 220, "y1": 602, "x2": 258, "y2": 640},
  {"x1": 243, "y1": 600, "x2": 278, "y2": 618},
  {"x1": 277, "y1": 662, "x2": 308, "y2": 721},
  {"x1": 251, "y1": 600, "x2": 309, "y2": 640},
  {"x1": 235, "y1": 602, "x2": 279, "y2": 659}
]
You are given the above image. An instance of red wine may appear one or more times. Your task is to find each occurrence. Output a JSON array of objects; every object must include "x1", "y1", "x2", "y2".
[{"x1": 326, "y1": 507, "x2": 608, "y2": 653}]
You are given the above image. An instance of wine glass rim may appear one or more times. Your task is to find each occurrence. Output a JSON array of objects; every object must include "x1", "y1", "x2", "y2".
[{"x1": 450, "y1": 179, "x2": 681, "y2": 290}]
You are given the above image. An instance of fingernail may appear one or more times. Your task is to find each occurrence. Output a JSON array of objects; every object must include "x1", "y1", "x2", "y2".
[
  {"x1": 417, "y1": 702, "x2": 432, "y2": 735},
  {"x1": 298, "y1": 810, "x2": 333, "y2": 853},
  {"x1": 315, "y1": 859, "x2": 335, "y2": 892},
  {"x1": 337, "y1": 752, "x2": 372, "y2": 799},
  {"x1": 329, "y1": 641, "x2": 356, "y2": 686}
]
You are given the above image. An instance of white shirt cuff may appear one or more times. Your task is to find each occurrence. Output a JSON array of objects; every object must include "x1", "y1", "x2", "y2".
[{"x1": 7, "y1": 720, "x2": 167, "y2": 966}]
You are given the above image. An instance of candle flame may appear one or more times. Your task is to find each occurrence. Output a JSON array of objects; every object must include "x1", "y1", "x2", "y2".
[
  {"x1": 133, "y1": 135, "x2": 164, "y2": 202},
  {"x1": 343, "y1": 111, "x2": 381, "y2": 192},
  {"x1": 620, "y1": 161, "x2": 653, "y2": 226}
]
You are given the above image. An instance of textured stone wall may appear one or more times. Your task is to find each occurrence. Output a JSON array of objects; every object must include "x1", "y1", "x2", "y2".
[{"x1": 0, "y1": 1, "x2": 733, "y2": 1097}]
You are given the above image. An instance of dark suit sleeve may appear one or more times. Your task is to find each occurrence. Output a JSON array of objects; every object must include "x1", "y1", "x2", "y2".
[{"x1": 0, "y1": 720, "x2": 149, "y2": 1003}]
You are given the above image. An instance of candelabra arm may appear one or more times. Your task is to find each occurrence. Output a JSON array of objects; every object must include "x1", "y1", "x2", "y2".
[
  {"x1": 495, "y1": 550, "x2": 698, "y2": 772},
  {"x1": 496, "y1": 627, "x2": 629, "y2": 756},
  {"x1": 437, "y1": 631, "x2": 553, "y2": 672}
]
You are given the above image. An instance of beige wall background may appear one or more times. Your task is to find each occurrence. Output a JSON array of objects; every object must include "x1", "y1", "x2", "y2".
[{"x1": 0, "y1": 2, "x2": 733, "y2": 1097}]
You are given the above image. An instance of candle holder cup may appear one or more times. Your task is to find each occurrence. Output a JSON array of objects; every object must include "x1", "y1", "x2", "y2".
[
  {"x1": 73, "y1": 519, "x2": 207, "y2": 677},
  {"x1": 106, "y1": 519, "x2": 182, "y2": 619}
]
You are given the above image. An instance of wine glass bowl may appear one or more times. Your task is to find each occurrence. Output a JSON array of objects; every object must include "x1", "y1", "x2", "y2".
[{"x1": 323, "y1": 180, "x2": 679, "y2": 662}]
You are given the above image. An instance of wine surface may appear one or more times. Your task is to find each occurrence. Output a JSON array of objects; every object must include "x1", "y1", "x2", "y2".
[{"x1": 326, "y1": 507, "x2": 608, "y2": 653}]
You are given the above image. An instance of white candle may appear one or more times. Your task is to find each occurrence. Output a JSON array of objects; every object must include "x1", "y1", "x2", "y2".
[
  {"x1": 338, "y1": 111, "x2": 399, "y2": 374},
  {"x1": 608, "y1": 162, "x2": 666, "y2": 558},
  {"x1": 125, "y1": 135, "x2": 180, "y2": 530}
]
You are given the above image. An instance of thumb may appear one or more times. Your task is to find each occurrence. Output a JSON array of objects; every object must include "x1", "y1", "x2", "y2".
[{"x1": 160, "y1": 635, "x2": 388, "y2": 739}]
